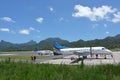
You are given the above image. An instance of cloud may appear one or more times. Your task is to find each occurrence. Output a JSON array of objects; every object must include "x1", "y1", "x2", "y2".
[
  {"x1": 29, "y1": 27, "x2": 35, "y2": 31},
  {"x1": 0, "y1": 17, "x2": 15, "y2": 23},
  {"x1": 36, "y1": 30, "x2": 40, "y2": 32},
  {"x1": 58, "y1": 17, "x2": 69, "y2": 22},
  {"x1": 72, "y1": 5, "x2": 117, "y2": 22},
  {"x1": 49, "y1": 7, "x2": 54, "y2": 12},
  {"x1": 29, "y1": 27, "x2": 40, "y2": 33},
  {"x1": 19, "y1": 27, "x2": 39, "y2": 35},
  {"x1": 0, "y1": 28, "x2": 10, "y2": 32},
  {"x1": 36, "y1": 17, "x2": 44, "y2": 23},
  {"x1": 106, "y1": 31, "x2": 110, "y2": 34},
  {"x1": 19, "y1": 29, "x2": 30, "y2": 35},
  {"x1": 104, "y1": 24, "x2": 108, "y2": 28},
  {"x1": 0, "y1": 28, "x2": 16, "y2": 34},
  {"x1": 112, "y1": 12, "x2": 120, "y2": 23},
  {"x1": 59, "y1": 17, "x2": 64, "y2": 21}
]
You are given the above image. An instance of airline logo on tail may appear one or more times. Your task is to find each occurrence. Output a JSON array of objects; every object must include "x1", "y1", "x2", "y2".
[
  {"x1": 34, "y1": 48, "x2": 39, "y2": 52},
  {"x1": 53, "y1": 41, "x2": 67, "y2": 50}
]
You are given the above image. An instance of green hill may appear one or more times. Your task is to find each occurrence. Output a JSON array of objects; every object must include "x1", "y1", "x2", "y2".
[{"x1": 0, "y1": 34, "x2": 120, "y2": 51}]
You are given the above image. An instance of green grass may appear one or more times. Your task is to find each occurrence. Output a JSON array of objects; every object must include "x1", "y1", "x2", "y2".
[{"x1": 0, "y1": 62, "x2": 120, "y2": 80}]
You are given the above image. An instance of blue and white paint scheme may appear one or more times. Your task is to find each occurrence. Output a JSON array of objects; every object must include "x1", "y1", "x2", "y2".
[{"x1": 53, "y1": 41, "x2": 113, "y2": 58}]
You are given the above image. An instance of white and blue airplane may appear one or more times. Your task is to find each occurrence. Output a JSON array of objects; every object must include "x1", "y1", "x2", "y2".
[
  {"x1": 35, "y1": 48, "x2": 53, "y2": 55},
  {"x1": 53, "y1": 41, "x2": 113, "y2": 59}
]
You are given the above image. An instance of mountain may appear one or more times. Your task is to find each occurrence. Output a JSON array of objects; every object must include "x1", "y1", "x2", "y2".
[
  {"x1": 70, "y1": 34, "x2": 120, "y2": 49},
  {"x1": 0, "y1": 38, "x2": 69, "y2": 51},
  {"x1": 22, "y1": 40, "x2": 37, "y2": 45},
  {"x1": 0, "y1": 40, "x2": 14, "y2": 50},
  {"x1": 38, "y1": 37, "x2": 69, "y2": 49},
  {"x1": 0, "y1": 40, "x2": 37, "y2": 51},
  {"x1": 0, "y1": 34, "x2": 120, "y2": 51}
]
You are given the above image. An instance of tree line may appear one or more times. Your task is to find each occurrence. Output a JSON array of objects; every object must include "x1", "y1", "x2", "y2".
[{"x1": 0, "y1": 34, "x2": 120, "y2": 51}]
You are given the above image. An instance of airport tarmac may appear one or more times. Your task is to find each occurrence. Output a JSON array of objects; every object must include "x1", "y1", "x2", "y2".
[
  {"x1": 0, "y1": 52, "x2": 34, "y2": 56},
  {"x1": 38, "y1": 52, "x2": 120, "y2": 65},
  {"x1": 0, "y1": 52, "x2": 120, "y2": 65}
]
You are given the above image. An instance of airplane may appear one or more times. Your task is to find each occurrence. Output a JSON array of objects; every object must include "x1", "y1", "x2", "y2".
[
  {"x1": 35, "y1": 48, "x2": 53, "y2": 55},
  {"x1": 53, "y1": 41, "x2": 113, "y2": 59}
]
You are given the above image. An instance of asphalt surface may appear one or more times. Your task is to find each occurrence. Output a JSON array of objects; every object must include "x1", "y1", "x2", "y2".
[
  {"x1": 37, "y1": 52, "x2": 120, "y2": 65},
  {"x1": 0, "y1": 52, "x2": 34, "y2": 56},
  {"x1": 0, "y1": 52, "x2": 120, "y2": 65}
]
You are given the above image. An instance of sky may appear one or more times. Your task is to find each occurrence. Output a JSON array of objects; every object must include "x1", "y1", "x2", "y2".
[{"x1": 0, "y1": 0, "x2": 120, "y2": 43}]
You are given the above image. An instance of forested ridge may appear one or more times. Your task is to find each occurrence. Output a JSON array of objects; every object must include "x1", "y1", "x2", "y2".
[{"x1": 0, "y1": 34, "x2": 120, "y2": 51}]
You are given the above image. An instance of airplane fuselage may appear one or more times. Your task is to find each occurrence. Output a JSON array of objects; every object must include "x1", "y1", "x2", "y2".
[{"x1": 54, "y1": 47, "x2": 112, "y2": 56}]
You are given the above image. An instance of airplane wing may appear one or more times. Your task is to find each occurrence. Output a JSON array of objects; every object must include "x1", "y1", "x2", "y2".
[
  {"x1": 36, "y1": 54, "x2": 72, "y2": 63},
  {"x1": 73, "y1": 51, "x2": 90, "y2": 56}
]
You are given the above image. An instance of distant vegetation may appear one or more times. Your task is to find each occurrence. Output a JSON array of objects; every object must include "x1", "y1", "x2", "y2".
[
  {"x1": 0, "y1": 62, "x2": 120, "y2": 80},
  {"x1": 0, "y1": 34, "x2": 120, "y2": 51}
]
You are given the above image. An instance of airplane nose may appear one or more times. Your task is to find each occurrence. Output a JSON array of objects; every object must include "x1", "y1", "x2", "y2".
[
  {"x1": 107, "y1": 50, "x2": 112, "y2": 54},
  {"x1": 109, "y1": 50, "x2": 112, "y2": 52}
]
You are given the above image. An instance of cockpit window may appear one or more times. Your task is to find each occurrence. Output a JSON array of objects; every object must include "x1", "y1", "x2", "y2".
[{"x1": 102, "y1": 48, "x2": 105, "y2": 50}]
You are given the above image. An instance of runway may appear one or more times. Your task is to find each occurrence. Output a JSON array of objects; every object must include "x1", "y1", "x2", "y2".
[
  {"x1": 37, "y1": 52, "x2": 120, "y2": 65},
  {"x1": 0, "y1": 52, "x2": 120, "y2": 65},
  {"x1": 0, "y1": 51, "x2": 34, "y2": 56}
]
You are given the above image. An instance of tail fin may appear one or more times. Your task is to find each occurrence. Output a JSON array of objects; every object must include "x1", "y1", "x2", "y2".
[
  {"x1": 34, "y1": 48, "x2": 39, "y2": 52},
  {"x1": 53, "y1": 41, "x2": 67, "y2": 50}
]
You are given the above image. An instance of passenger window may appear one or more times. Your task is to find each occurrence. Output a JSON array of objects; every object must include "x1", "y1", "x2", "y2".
[{"x1": 102, "y1": 48, "x2": 105, "y2": 50}]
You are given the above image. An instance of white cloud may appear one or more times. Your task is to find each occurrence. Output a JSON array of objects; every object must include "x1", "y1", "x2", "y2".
[
  {"x1": 72, "y1": 5, "x2": 93, "y2": 20},
  {"x1": 36, "y1": 30, "x2": 40, "y2": 32},
  {"x1": 19, "y1": 29, "x2": 30, "y2": 35},
  {"x1": 0, "y1": 28, "x2": 16, "y2": 34},
  {"x1": 0, "y1": 28, "x2": 10, "y2": 32},
  {"x1": 106, "y1": 31, "x2": 110, "y2": 34},
  {"x1": 19, "y1": 27, "x2": 39, "y2": 35},
  {"x1": 59, "y1": 17, "x2": 64, "y2": 21},
  {"x1": 72, "y1": 5, "x2": 117, "y2": 21},
  {"x1": 36, "y1": 17, "x2": 43, "y2": 23},
  {"x1": 49, "y1": 7, "x2": 54, "y2": 12},
  {"x1": 104, "y1": 24, "x2": 108, "y2": 27},
  {"x1": 112, "y1": 12, "x2": 120, "y2": 23},
  {"x1": 29, "y1": 27, "x2": 35, "y2": 31},
  {"x1": 0, "y1": 17, "x2": 15, "y2": 23},
  {"x1": 58, "y1": 17, "x2": 69, "y2": 22},
  {"x1": 29, "y1": 27, "x2": 40, "y2": 33}
]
